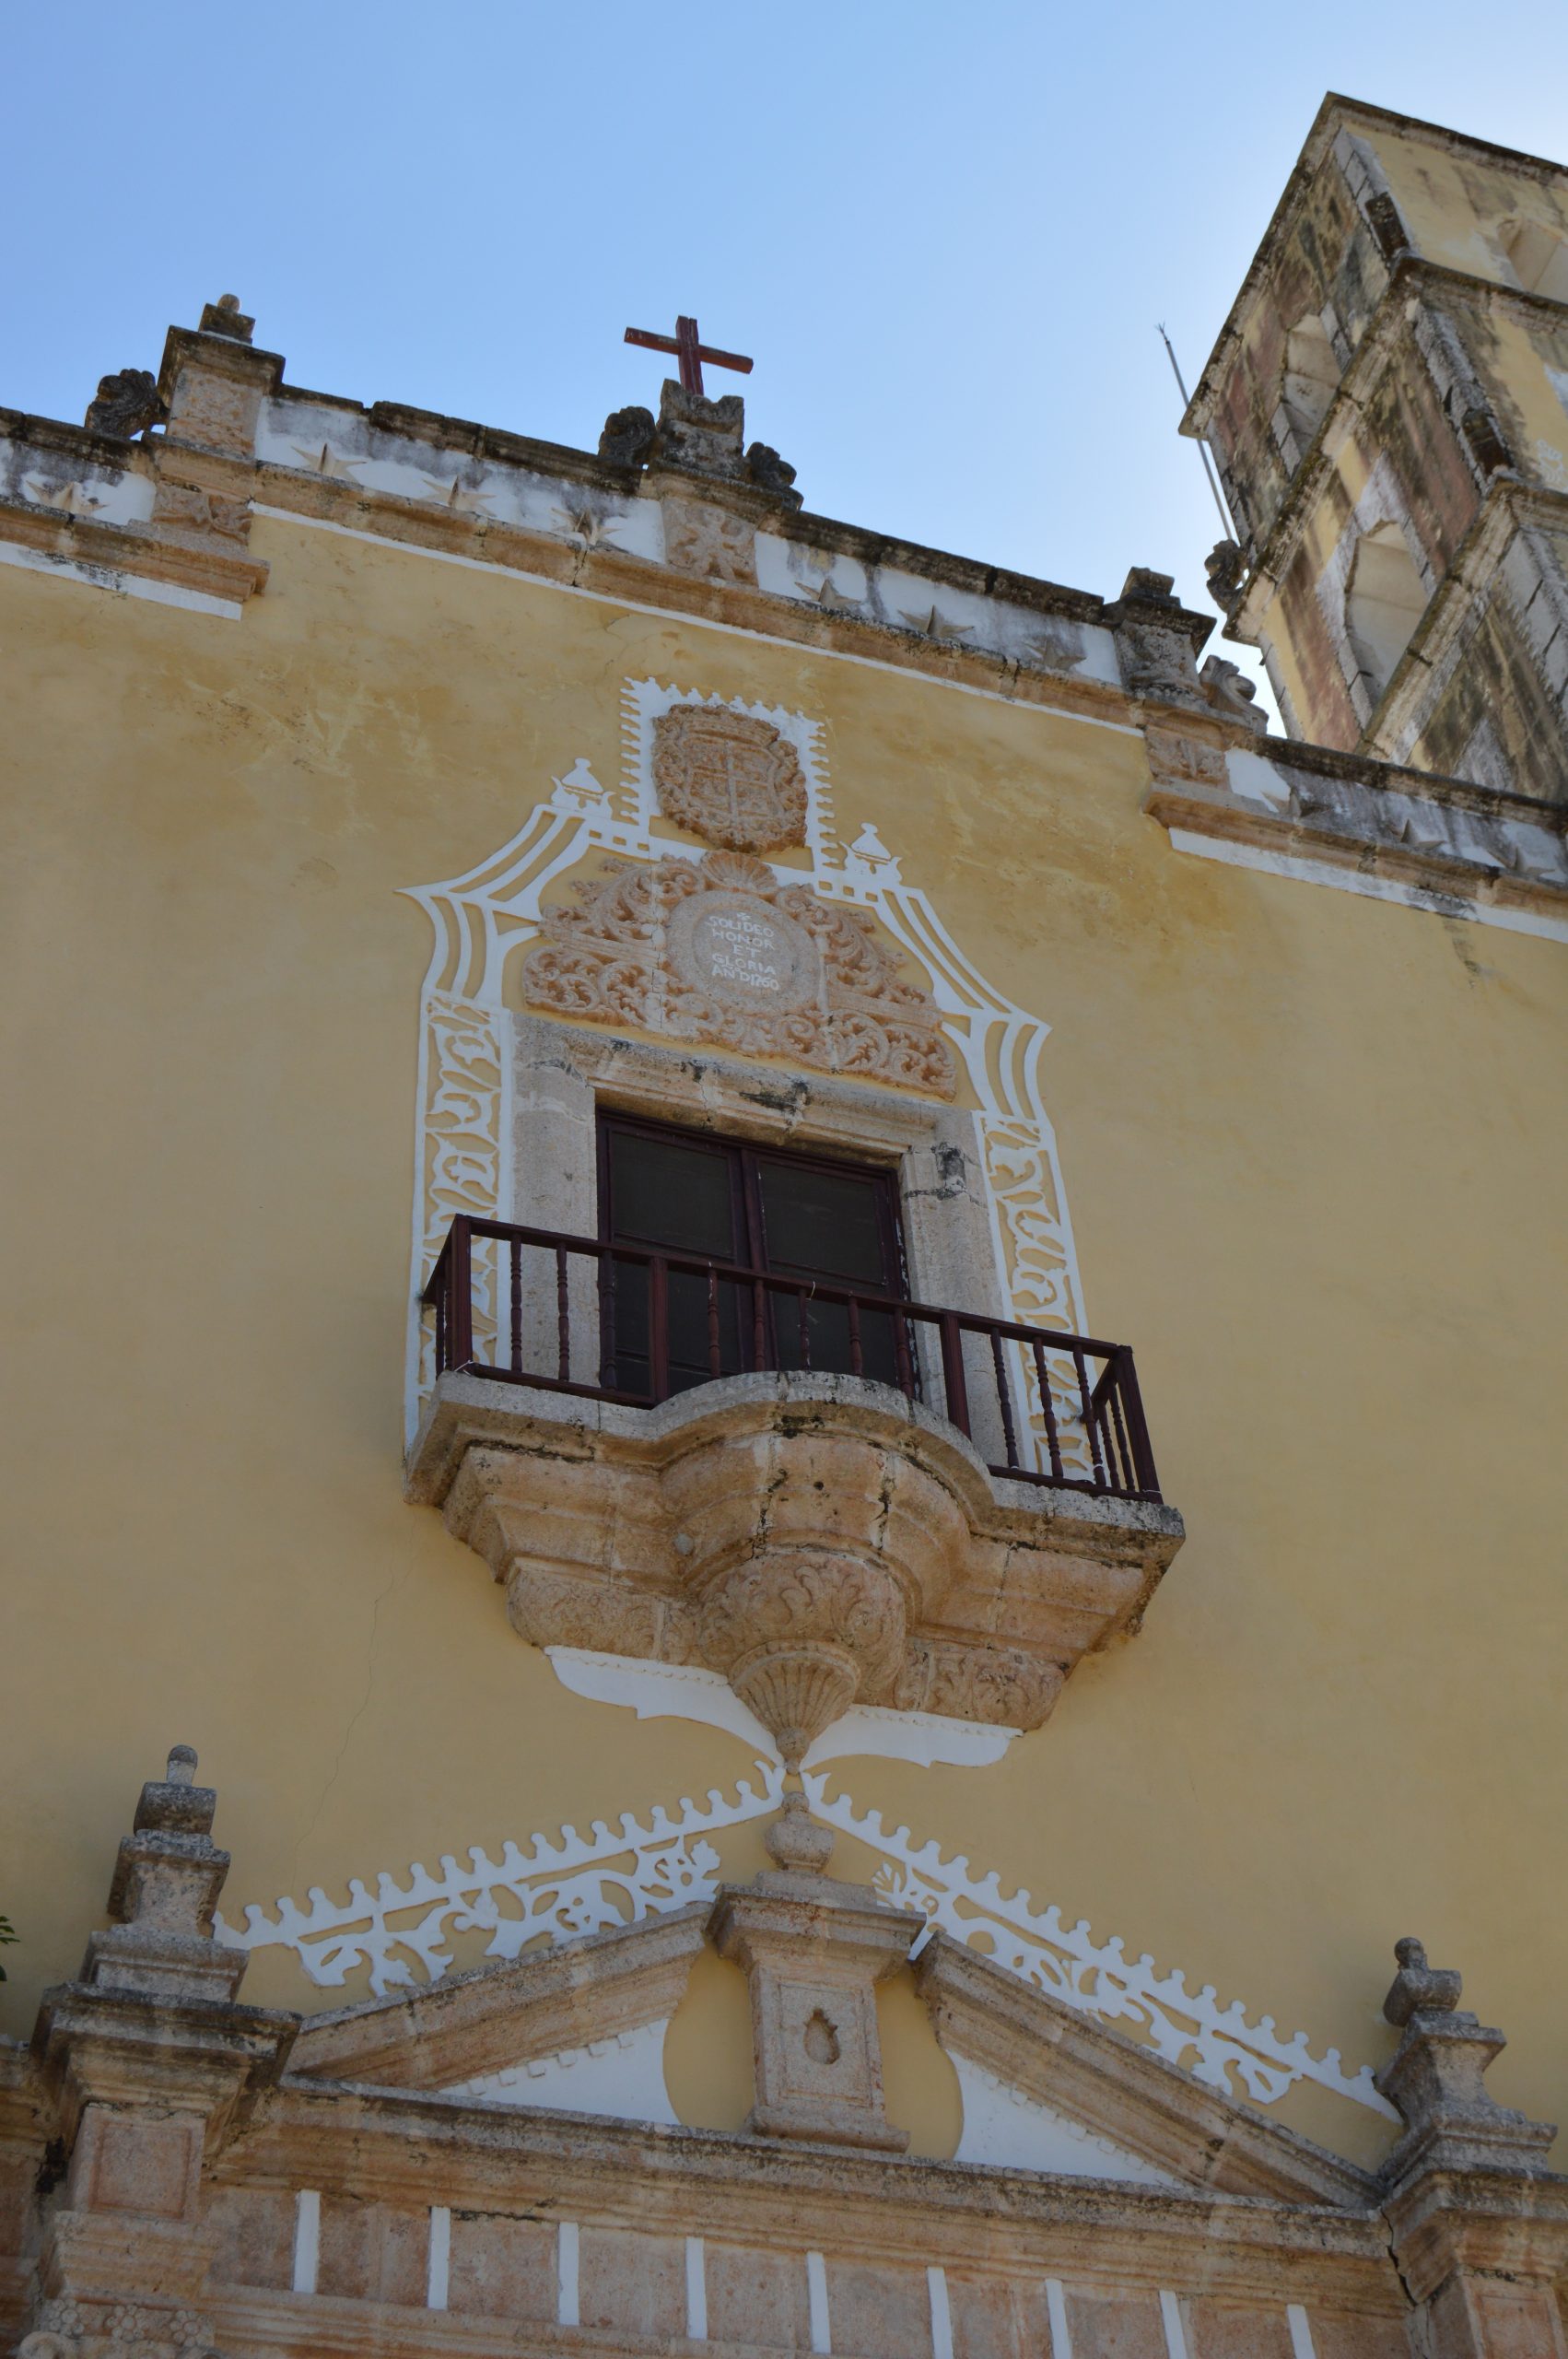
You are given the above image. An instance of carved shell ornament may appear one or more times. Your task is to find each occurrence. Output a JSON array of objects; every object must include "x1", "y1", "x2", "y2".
[
  {"x1": 651, "y1": 704, "x2": 809, "y2": 853},
  {"x1": 521, "y1": 849, "x2": 957, "y2": 1098}
]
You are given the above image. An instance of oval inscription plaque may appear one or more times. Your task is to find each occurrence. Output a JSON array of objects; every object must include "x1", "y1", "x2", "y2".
[{"x1": 670, "y1": 891, "x2": 818, "y2": 1009}]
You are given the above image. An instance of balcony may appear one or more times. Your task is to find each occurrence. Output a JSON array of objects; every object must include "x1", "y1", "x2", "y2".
[{"x1": 406, "y1": 1217, "x2": 1185, "y2": 1763}]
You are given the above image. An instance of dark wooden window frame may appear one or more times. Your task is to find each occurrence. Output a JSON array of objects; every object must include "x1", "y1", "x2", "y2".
[{"x1": 595, "y1": 1110, "x2": 910, "y2": 1297}]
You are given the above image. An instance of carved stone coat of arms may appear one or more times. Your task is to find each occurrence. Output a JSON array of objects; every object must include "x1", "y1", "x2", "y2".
[
  {"x1": 521, "y1": 850, "x2": 957, "y2": 1097},
  {"x1": 651, "y1": 706, "x2": 809, "y2": 854}
]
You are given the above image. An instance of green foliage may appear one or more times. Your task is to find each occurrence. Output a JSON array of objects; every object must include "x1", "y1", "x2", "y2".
[{"x1": 0, "y1": 1915, "x2": 17, "y2": 1981}]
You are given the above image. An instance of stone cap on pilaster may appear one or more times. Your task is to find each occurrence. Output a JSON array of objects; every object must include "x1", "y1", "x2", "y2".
[
  {"x1": 156, "y1": 302, "x2": 283, "y2": 460},
  {"x1": 1375, "y1": 1938, "x2": 1560, "y2": 2185},
  {"x1": 1103, "y1": 566, "x2": 1213, "y2": 708},
  {"x1": 81, "y1": 1746, "x2": 247, "y2": 2006}
]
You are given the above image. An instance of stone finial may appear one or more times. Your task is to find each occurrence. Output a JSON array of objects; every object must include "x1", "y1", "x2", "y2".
[
  {"x1": 744, "y1": 441, "x2": 802, "y2": 510},
  {"x1": 1383, "y1": 1935, "x2": 1464, "y2": 2026},
  {"x1": 198, "y1": 291, "x2": 254, "y2": 344},
  {"x1": 1200, "y1": 655, "x2": 1269, "y2": 734},
  {"x1": 764, "y1": 1789, "x2": 836, "y2": 1876},
  {"x1": 80, "y1": 1744, "x2": 247, "y2": 2003},
  {"x1": 1117, "y1": 566, "x2": 1180, "y2": 606},
  {"x1": 84, "y1": 368, "x2": 165, "y2": 440},
  {"x1": 599, "y1": 404, "x2": 656, "y2": 469},
  {"x1": 1374, "y1": 1937, "x2": 1557, "y2": 2182},
  {"x1": 1204, "y1": 537, "x2": 1246, "y2": 612}
]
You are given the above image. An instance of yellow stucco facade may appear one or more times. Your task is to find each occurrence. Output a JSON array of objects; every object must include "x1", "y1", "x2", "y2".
[{"x1": 3, "y1": 93, "x2": 1566, "y2": 2359}]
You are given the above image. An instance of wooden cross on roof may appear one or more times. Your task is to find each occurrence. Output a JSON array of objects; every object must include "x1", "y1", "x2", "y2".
[{"x1": 624, "y1": 314, "x2": 754, "y2": 400}]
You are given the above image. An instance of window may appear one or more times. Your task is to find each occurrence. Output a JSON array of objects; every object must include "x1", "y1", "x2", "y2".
[
  {"x1": 1280, "y1": 312, "x2": 1340, "y2": 449},
  {"x1": 598, "y1": 1115, "x2": 908, "y2": 1398},
  {"x1": 1345, "y1": 523, "x2": 1429, "y2": 704},
  {"x1": 1500, "y1": 217, "x2": 1568, "y2": 304}
]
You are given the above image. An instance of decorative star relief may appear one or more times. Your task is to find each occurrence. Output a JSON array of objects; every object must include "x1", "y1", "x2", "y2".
[
  {"x1": 795, "y1": 567, "x2": 864, "y2": 613},
  {"x1": 293, "y1": 441, "x2": 367, "y2": 481},
  {"x1": 23, "y1": 476, "x2": 108, "y2": 518},
  {"x1": 424, "y1": 473, "x2": 496, "y2": 518},
  {"x1": 898, "y1": 603, "x2": 975, "y2": 642},
  {"x1": 551, "y1": 502, "x2": 626, "y2": 549}
]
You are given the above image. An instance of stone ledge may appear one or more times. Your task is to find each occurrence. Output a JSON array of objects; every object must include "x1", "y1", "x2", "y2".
[
  {"x1": 218, "y1": 2077, "x2": 1401, "y2": 2294},
  {"x1": 1146, "y1": 746, "x2": 1568, "y2": 937}
]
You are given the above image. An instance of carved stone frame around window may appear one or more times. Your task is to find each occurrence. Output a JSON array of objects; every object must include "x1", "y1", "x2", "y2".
[{"x1": 507, "y1": 1011, "x2": 1008, "y2": 1338}]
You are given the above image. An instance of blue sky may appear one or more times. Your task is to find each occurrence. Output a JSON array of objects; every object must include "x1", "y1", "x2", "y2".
[{"x1": 6, "y1": 3, "x2": 1567, "y2": 640}]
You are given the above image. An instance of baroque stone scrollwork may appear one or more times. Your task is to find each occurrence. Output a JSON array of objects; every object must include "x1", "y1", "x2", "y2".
[
  {"x1": 651, "y1": 704, "x2": 808, "y2": 851},
  {"x1": 697, "y1": 1552, "x2": 908, "y2": 1768},
  {"x1": 895, "y1": 1637, "x2": 1063, "y2": 1731},
  {"x1": 84, "y1": 369, "x2": 165, "y2": 440},
  {"x1": 521, "y1": 848, "x2": 957, "y2": 1097}
]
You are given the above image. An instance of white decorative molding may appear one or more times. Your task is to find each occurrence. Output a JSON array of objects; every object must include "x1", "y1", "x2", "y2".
[
  {"x1": 1167, "y1": 825, "x2": 1568, "y2": 945},
  {"x1": 804, "y1": 1782, "x2": 1397, "y2": 2119},
  {"x1": 442, "y1": 2017, "x2": 678, "y2": 2124},
  {"x1": 546, "y1": 1649, "x2": 777, "y2": 1752},
  {"x1": 545, "y1": 1648, "x2": 1020, "y2": 1770},
  {"x1": 225, "y1": 1766, "x2": 1392, "y2": 2119},
  {"x1": 0, "y1": 537, "x2": 244, "y2": 620},
  {"x1": 218, "y1": 1768, "x2": 782, "y2": 1996},
  {"x1": 402, "y1": 675, "x2": 1090, "y2": 1450},
  {"x1": 949, "y1": 2053, "x2": 1180, "y2": 2184}
]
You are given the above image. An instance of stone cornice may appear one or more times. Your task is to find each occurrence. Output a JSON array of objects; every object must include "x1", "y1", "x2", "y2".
[
  {"x1": 265, "y1": 383, "x2": 1113, "y2": 629},
  {"x1": 226, "y1": 2076, "x2": 1398, "y2": 2298},
  {"x1": 1145, "y1": 734, "x2": 1568, "y2": 937},
  {"x1": 246, "y1": 465, "x2": 1169, "y2": 725},
  {"x1": 0, "y1": 492, "x2": 268, "y2": 607}
]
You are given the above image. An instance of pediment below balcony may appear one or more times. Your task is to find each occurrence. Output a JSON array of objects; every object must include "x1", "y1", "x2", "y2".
[
  {"x1": 405, "y1": 1367, "x2": 1184, "y2": 1765},
  {"x1": 284, "y1": 1865, "x2": 1372, "y2": 2208},
  {"x1": 917, "y1": 1934, "x2": 1377, "y2": 2207},
  {"x1": 288, "y1": 1904, "x2": 706, "y2": 2106}
]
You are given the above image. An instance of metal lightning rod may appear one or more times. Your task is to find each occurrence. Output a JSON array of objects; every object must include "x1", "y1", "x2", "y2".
[{"x1": 1157, "y1": 323, "x2": 1235, "y2": 541}]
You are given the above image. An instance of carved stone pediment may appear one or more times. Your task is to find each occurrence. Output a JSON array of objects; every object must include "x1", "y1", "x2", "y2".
[
  {"x1": 289, "y1": 1907, "x2": 708, "y2": 2095},
  {"x1": 521, "y1": 849, "x2": 958, "y2": 1098}
]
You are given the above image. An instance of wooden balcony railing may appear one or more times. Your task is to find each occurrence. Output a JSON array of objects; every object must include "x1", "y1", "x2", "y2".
[{"x1": 421, "y1": 1215, "x2": 1161, "y2": 1502}]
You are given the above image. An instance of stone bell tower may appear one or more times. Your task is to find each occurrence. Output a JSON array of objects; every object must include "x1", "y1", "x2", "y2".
[{"x1": 1184, "y1": 95, "x2": 1568, "y2": 800}]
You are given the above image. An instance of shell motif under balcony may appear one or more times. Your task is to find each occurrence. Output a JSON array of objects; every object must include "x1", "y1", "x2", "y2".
[{"x1": 405, "y1": 1219, "x2": 1185, "y2": 1765}]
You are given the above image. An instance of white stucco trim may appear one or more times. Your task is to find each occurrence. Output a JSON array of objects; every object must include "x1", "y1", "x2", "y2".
[
  {"x1": 544, "y1": 1649, "x2": 1021, "y2": 1770},
  {"x1": 949, "y1": 2054, "x2": 1181, "y2": 2184},
  {"x1": 441, "y1": 2016, "x2": 679, "y2": 2125},
  {"x1": 1167, "y1": 826, "x2": 1568, "y2": 944},
  {"x1": 0, "y1": 535, "x2": 243, "y2": 619}
]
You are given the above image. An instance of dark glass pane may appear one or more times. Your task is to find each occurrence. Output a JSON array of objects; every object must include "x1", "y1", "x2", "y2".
[
  {"x1": 606, "y1": 1129, "x2": 739, "y2": 1260},
  {"x1": 601, "y1": 1128, "x2": 745, "y2": 1398},
  {"x1": 755, "y1": 1160, "x2": 892, "y2": 1288}
]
